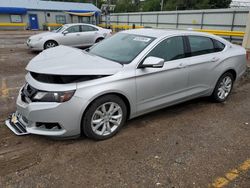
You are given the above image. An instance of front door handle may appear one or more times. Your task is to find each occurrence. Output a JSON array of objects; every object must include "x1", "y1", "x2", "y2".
[
  {"x1": 76, "y1": 34, "x2": 81, "y2": 36},
  {"x1": 178, "y1": 63, "x2": 188, "y2": 69},
  {"x1": 210, "y1": 57, "x2": 220, "y2": 62}
]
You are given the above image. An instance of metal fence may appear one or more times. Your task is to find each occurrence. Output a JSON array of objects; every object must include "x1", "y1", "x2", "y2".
[{"x1": 101, "y1": 8, "x2": 250, "y2": 42}]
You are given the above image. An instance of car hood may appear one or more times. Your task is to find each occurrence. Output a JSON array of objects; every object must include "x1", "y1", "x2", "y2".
[
  {"x1": 26, "y1": 46, "x2": 123, "y2": 75},
  {"x1": 29, "y1": 32, "x2": 56, "y2": 40}
]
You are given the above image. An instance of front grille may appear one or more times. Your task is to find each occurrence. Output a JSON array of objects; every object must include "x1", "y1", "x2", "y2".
[
  {"x1": 21, "y1": 84, "x2": 38, "y2": 103},
  {"x1": 11, "y1": 121, "x2": 27, "y2": 134}
]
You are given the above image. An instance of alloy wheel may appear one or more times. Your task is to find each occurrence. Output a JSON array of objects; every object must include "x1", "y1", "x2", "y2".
[
  {"x1": 45, "y1": 41, "x2": 57, "y2": 49},
  {"x1": 217, "y1": 76, "x2": 232, "y2": 100},
  {"x1": 91, "y1": 102, "x2": 123, "y2": 136}
]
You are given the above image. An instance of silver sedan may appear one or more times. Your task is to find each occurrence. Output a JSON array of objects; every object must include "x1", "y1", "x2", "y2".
[
  {"x1": 26, "y1": 23, "x2": 112, "y2": 51},
  {"x1": 6, "y1": 29, "x2": 246, "y2": 140}
]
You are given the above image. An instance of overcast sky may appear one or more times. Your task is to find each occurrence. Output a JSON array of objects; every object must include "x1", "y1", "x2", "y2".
[
  {"x1": 231, "y1": 0, "x2": 250, "y2": 6},
  {"x1": 232, "y1": 0, "x2": 250, "y2": 3},
  {"x1": 233, "y1": 0, "x2": 250, "y2": 2}
]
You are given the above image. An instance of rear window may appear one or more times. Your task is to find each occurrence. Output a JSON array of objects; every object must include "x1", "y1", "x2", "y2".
[
  {"x1": 188, "y1": 36, "x2": 214, "y2": 56},
  {"x1": 213, "y1": 39, "x2": 225, "y2": 52}
]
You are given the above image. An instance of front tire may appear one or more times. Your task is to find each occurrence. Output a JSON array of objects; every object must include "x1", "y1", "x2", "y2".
[
  {"x1": 82, "y1": 95, "x2": 127, "y2": 140},
  {"x1": 44, "y1": 40, "x2": 58, "y2": 49},
  {"x1": 211, "y1": 72, "x2": 234, "y2": 102}
]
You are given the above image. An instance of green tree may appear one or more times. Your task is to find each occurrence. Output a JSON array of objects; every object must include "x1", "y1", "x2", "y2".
[
  {"x1": 209, "y1": 0, "x2": 232, "y2": 8},
  {"x1": 142, "y1": 0, "x2": 161, "y2": 12},
  {"x1": 114, "y1": 0, "x2": 139, "y2": 13},
  {"x1": 164, "y1": 0, "x2": 231, "y2": 10},
  {"x1": 44, "y1": 0, "x2": 232, "y2": 11}
]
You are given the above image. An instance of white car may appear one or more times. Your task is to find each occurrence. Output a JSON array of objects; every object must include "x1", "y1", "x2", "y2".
[{"x1": 26, "y1": 23, "x2": 112, "y2": 51}]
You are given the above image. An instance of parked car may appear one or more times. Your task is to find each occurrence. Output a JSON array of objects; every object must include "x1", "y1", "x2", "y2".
[
  {"x1": 6, "y1": 29, "x2": 246, "y2": 140},
  {"x1": 26, "y1": 23, "x2": 112, "y2": 51}
]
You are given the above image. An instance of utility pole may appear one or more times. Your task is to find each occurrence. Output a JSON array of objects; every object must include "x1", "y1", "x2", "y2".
[
  {"x1": 101, "y1": 0, "x2": 115, "y2": 28},
  {"x1": 105, "y1": 0, "x2": 111, "y2": 28},
  {"x1": 161, "y1": 0, "x2": 164, "y2": 11}
]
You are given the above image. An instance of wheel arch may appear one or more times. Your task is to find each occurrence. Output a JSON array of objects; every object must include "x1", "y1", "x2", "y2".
[
  {"x1": 223, "y1": 69, "x2": 237, "y2": 81},
  {"x1": 211, "y1": 69, "x2": 236, "y2": 102},
  {"x1": 43, "y1": 39, "x2": 59, "y2": 49},
  {"x1": 95, "y1": 37, "x2": 104, "y2": 43},
  {"x1": 210, "y1": 68, "x2": 237, "y2": 97},
  {"x1": 80, "y1": 92, "x2": 132, "y2": 135},
  {"x1": 212, "y1": 68, "x2": 237, "y2": 91}
]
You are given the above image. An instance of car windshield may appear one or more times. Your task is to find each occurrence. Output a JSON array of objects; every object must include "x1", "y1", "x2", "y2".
[
  {"x1": 53, "y1": 26, "x2": 66, "y2": 33},
  {"x1": 88, "y1": 33, "x2": 155, "y2": 64}
]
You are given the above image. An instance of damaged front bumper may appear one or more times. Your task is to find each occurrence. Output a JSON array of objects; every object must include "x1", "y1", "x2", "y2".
[
  {"x1": 4, "y1": 87, "x2": 85, "y2": 137},
  {"x1": 5, "y1": 112, "x2": 30, "y2": 135}
]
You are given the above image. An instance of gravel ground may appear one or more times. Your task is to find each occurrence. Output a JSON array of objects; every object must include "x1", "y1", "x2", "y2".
[{"x1": 0, "y1": 31, "x2": 250, "y2": 188}]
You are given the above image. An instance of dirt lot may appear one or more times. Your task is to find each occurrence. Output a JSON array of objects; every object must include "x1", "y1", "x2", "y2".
[{"x1": 0, "y1": 31, "x2": 250, "y2": 188}]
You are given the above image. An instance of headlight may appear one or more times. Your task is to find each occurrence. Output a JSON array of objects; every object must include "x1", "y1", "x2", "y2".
[
  {"x1": 32, "y1": 90, "x2": 75, "y2": 103},
  {"x1": 29, "y1": 37, "x2": 43, "y2": 42}
]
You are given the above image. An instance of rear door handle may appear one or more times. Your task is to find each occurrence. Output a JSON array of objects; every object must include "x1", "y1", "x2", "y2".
[
  {"x1": 210, "y1": 57, "x2": 220, "y2": 62},
  {"x1": 76, "y1": 34, "x2": 80, "y2": 36}
]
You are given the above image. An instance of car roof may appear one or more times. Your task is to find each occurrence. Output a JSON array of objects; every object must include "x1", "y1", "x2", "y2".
[
  {"x1": 122, "y1": 28, "x2": 214, "y2": 39},
  {"x1": 63, "y1": 23, "x2": 97, "y2": 27},
  {"x1": 121, "y1": 28, "x2": 231, "y2": 46}
]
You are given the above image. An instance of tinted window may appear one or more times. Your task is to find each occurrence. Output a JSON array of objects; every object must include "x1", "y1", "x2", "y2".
[
  {"x1": 147, "y1": 36, "x2": 185, "y2": 61},
  {"x1": 213, "y1": 39, "x2": 225, "y2": 52},
  {"x1": 66, "y1": 25, "x2": 80, "y2": 33},
  {"x1": 81, "y1": 25, "x2": 98, "y2": 32},
  {"x1": 189, "y1": 36, "x2": 214, "y2": 56}
]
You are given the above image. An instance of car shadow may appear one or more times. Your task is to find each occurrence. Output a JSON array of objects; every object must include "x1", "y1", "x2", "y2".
[
  {"x1": 125, "y1": 96, "x2": 223, "y2": 129},
  {"x1": 26, "y1": 96, "x2": 226, "y2": 142}
]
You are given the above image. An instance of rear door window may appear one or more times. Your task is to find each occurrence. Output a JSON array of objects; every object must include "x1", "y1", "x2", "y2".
[
  {"x1": 81, "y1": 25, "x2": 98, "y2": 32},
  {"x1": 188, "y1": 36, "x2": 215, "y2": 56}
]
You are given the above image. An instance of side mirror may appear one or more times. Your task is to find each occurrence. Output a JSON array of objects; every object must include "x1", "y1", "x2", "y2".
[
  {"x1": 62, "y1": 30, "x2": 69, "y2": 35},
  {"x1": 140, "y1": 56, "x2": 164, "y2": 68}
]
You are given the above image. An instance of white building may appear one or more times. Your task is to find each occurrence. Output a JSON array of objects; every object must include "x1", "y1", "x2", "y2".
[{"x1": 0, "y1": 0, "x2": 101, "y2": 30}]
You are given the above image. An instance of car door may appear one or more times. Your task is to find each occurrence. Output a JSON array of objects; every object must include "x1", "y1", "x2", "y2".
[
  {"x1": 184, "y1": 35, "x2": 225, "y2": 96},
  {"x1": 59, "y1": 25, "x2": 82, "y2": 46},
  {"x1": 135, "y1": 36, "x2": 189, "y2": 115},
  {"x1": 78, "y1": 25, "x2": 99, "y2": 46}
]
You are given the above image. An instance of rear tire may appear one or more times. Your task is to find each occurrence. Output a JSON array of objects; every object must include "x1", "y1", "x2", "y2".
[
  {"x1": 211, "y1": 72, "x2": 234, "y2": 103},
  {"x1": 44, "y1": 40, "x2": 58, "y2": 49},
  {"x1": 82, "y1": 95, "x2": 127, "y2": 140},
  {"x1": 95, "y1": 38, "x2": 104, "y2": 43}
]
